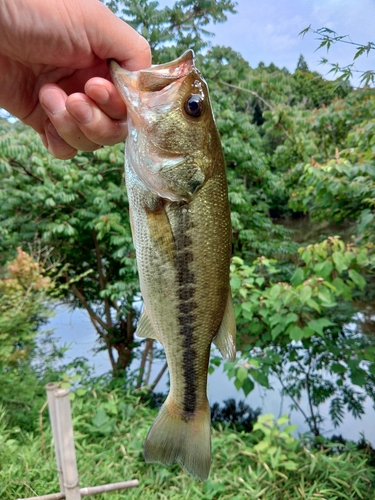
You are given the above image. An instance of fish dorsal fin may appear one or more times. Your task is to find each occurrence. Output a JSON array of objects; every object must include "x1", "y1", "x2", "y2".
[
  {"x1": 213, "y1": 292, "x2": 236, "y2": 362},
  {"x1": 136, "y1": 309, "x2": 160, "y2": 341}
]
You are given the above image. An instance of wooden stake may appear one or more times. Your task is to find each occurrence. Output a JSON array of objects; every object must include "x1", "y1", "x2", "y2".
[
  {"x1": 45, "y1": 383, "x2": 65, "y2": 493},
  {"x1": 17, "y1": 385, "x2": 140, "y2": 500},
  {"x1": 17, "y1": 480, "x2": 140, "y2": 500},
  {"x1": 54, "y1": 388, "x2": 81, "y2": 500}
]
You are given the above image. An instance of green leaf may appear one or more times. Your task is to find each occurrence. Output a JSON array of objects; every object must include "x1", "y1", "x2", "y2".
[
  {"x1": 301, "y1": 326, "x2": 314, "y2": 338},
  {"x1": 271, "y1": 324, "x2": 283, "y2": 340},
  {"x1": 331, "y1": 363, "x2": 346, "y2": 374},
  {"x1": 348, "y1": 269, "x2": 366, "y2": 291},
  {"x1": 234, "y1": 377, "x2": 243, "y2": 391},
  {"x1": 291, "y1": 267, "x2": 304, "y2": 286},
  {"x1": 92, "y1": 407, "x2": 113, "y2": 434},
  {"x1": 306, "y1": 299, "x2": 321, "y2": 313},
  {"x1": 332, "y1": 251, "x2": 348, "y2": 274},
  {"x1": 289, "y1": 326, "x2": 303, "y2": 341},
  {"x1": 314, "y1": 260, "x2": 333, "y2": 279},
  {"x1": 230, "y1": 275, "x2": 242, "y2": 290},
  {"x1": 277, "y1": 415, "x2": 289, "y2": 426},
  {"x1": 242, "y1": 377, "x2": 254, "y2": 396},
  {"x1": 300, "y1": 285, "x2": 312, "y2": 304},
  {"x1": 350, "y1": 369, "x2": 367, "y2": 387},
  {"x1": 357, "y1": 209, "x2": 374, "y2": 233},
  {"x1": 307, "y1": 318, "x2": 335, "y2": 336},
  {"x1": 285, "y1": 312, "x2": 299, "y2": 325},
  {"x1": 255, "y1": 277, "x2": 265, "y2": 287},
  {"x1": 236, "y1": 366, "x2": 248, "y2": 384}
]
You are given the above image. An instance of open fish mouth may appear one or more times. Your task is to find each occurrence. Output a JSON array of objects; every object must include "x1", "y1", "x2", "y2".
[{"x1": 109, "y1": 50, "x2": 195, "y2": 95}]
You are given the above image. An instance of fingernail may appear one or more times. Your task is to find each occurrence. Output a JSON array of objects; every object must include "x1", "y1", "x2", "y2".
[
  {"x1": 68, "y1": 101, "x2": 93, "y2": 124},
  {"x1": 40, "y1": 89, "x2": 66, "y2": 115}
]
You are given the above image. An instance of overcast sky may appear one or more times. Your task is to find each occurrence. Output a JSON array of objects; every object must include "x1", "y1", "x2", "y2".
[{"x1": 158, "y1": 0, "x2": 375, "y2": 83}]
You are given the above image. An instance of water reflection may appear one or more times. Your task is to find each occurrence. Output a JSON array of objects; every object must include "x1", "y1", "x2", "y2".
[
  {"x1": 49, "y1": 306, "x2": 375, "y2": 445},
  {"x1": 274, "y1": 215, "x2": 355, "y2": 244}
]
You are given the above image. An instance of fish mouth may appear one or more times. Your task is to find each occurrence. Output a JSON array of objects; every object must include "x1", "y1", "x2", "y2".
[{"x1": 109, "y1": 50, "x2": 196, "y2": 108}]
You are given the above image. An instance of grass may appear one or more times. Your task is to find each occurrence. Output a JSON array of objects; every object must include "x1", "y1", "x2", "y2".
[{"x1": 0, "y1": 388, "x2": 374, "y2": 500}]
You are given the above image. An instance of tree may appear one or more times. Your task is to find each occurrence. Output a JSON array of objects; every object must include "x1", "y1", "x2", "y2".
[
  {"x1": 296, "y1": 54, "x2": 309, "y2": 72},
  {"x1": 0, "y1": 119, "x2": 139, "y2": 375}
]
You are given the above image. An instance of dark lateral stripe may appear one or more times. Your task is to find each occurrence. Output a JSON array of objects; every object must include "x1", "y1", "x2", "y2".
[{"x1": 175, "y1": 208, "x2": 197, "y2": 415}]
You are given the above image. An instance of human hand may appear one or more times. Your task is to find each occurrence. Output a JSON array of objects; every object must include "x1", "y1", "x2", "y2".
[{"x1": 0, "y1": 0, "x2": 151, "y2": 159}]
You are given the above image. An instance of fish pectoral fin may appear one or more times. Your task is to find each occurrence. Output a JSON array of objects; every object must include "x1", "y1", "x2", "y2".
[
  {"x1": 213, "y1": 292, "x2": 237, "y2": 362},
  {"x1": 145, "y1": 200, "x2": 175, "y2": 264},
  {"x1": 136, "y1": 309, "x2": 162, "y2": 342}
]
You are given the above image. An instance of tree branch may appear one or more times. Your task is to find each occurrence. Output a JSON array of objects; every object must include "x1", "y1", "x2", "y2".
[
  {"x1": 150, "y1": 361, "x2": 168, "y2": 392},
  {"x1": 137, "y1": 339, "x2": 153, "y2": 389},
  {"x1": 145, "y1": 340, "x2": 154, "y2": 386},
  {"x1": 63, "y1": 273, "x2": 107, "y2": 331},
  {"x1": 218, "y1": 80, "x2": 274, "y2": 110},
  {"x1": 93, "y1": 229, "x2": 113, "y2": 331}
]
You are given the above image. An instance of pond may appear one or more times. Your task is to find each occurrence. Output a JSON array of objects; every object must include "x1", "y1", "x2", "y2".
[
  {"x1": 48, "y1": 303, "x2": 375, "y2": 446},
  {"x1": 274, "y1": 215, "x2": 356, "y2": 245}
]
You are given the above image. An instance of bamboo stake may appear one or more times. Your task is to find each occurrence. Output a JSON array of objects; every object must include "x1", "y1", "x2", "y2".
[
  {"x1": 45, "y1": 383, "x2": 65, "y2": 493},
  {"x1": 16, "y1": 480, "x2": 140, "y2": 500},
  {"x1": 54, "y1": 388, "x2": 81, "y2": 500},
  {"x1": 18, "y1": 385, "x2": 140, "y2": 500}
]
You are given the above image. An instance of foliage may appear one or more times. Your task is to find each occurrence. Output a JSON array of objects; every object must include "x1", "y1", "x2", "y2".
[
  {"x1": 291, "y1": 67, "x2": 350, "y2": 109},
  {"x1": 300, "y1": 26, "x2": 375, "y2": 87},
  {"x1": 1, "y1": 388, "x2": 374, "y2": 499},
  {"x1": 285, "y1": 94, "x2": 375, "y2": 241},
  {"x1": 0, "y1": 118, "x2": 141, "y2": 375},
  {"x1": 0, "y1": 247, "x2": 57, "y2": 366},
  {"x1": 229, "y1": 237, "x2": 375, "y2": 435}
]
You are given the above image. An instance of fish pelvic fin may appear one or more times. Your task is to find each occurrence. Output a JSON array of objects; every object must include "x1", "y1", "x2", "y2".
[
  {"x1": 213, "y1": 292, "x2": 237, "y2": 362},
  {"x1": 144, "y1": 396, "x2": 211, "y2": 481}
]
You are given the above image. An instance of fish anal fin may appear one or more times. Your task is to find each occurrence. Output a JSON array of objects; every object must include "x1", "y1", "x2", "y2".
[
  {"x1": 213, "y1": 292, "x2": 236, "y2": 362},
  {"x1": 144, "y1": 396, "x2": 211, "y2": 481},
  {"x1": 136, "y1": 309, "x2": 161, "y2": 342}
]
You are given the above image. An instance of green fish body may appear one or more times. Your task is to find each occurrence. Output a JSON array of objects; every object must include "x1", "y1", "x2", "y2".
[{"x1": 110, "y1": 50, "x2": 236, "y2": 480}]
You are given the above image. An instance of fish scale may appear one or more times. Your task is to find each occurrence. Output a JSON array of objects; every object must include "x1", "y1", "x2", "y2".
[{"x1": 110, "y1": 50, "x2": 236, "y2": 480}]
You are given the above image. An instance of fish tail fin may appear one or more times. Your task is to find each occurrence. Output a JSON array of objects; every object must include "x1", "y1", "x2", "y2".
[{"x1": 144, "y1": 396, "x2": 211, "y2": 481}]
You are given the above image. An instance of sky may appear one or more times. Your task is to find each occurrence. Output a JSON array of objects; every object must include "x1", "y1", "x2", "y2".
[{"x1": 158, "y1": 0, "x2": 375, "y2": 84}]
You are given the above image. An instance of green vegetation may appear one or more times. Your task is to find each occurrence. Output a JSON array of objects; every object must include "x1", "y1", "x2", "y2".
[
  {"x1": 1, "y1": 0, "x2": 375, "y2": 496},
  {"x1": 1, "y1": 388, "x2": 374, "y2": 499}
]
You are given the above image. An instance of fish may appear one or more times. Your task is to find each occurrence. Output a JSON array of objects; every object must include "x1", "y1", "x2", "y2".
[{"x1": 109, "y1": 50, "x2": 236, "y2": 481}]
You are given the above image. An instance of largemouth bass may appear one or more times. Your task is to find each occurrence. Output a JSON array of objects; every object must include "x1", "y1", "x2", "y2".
[{"x1": 110, "y1": 50, "x2": 236, "y2": 481}]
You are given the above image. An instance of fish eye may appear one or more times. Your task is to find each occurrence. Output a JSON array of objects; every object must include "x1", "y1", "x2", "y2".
[{"x1": 184, "y1": 94, "x2": 204, "y2": 118}]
